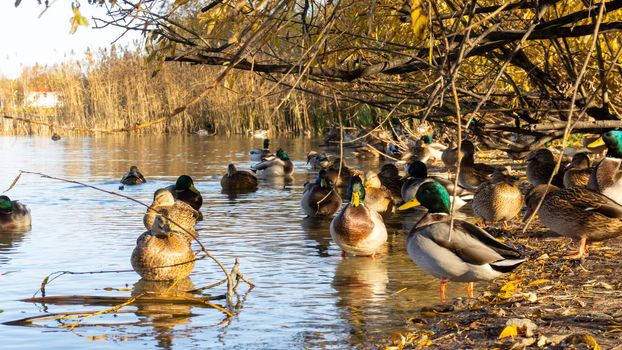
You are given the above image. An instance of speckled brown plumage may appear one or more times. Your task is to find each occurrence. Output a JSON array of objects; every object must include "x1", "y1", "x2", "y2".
[
  {"x1": 143, "y1": 189, "x2": 199, "y2": 234},
  {"x1": 472, "y1": 169, "x2": 523, "y2": 223}
]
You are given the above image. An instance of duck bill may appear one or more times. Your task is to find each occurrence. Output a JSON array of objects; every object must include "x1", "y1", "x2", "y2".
[
  {"x1": 588, "y1": 136, "x2": 605, "y2": 148},
  {"x1": 352, "y1": 192, "x2": 361, "y2": 207},
  {"x1": 190, "y1": 184, "x2": 200, "y2": 194},
  {"x1": 398, "y1": 198, "x2": 421, "y2": 211}
]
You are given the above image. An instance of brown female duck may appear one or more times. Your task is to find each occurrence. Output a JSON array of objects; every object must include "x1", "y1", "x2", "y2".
[
  {"x1": 472, "y1": 167, "x2": 523, "y2": 226},
  {"x1": 301, "y1": 169, "x2": 342, "y2": 217},
  {"x1": 526, "y1": 149, "x2": 564, "y2": 187},
  {"x1": 563, "y1": 153, "x2": 591, "y2": 188},
  {"x1": 143, "y1": 189, "x2": 200, "y2": 233},
  {"x1": 221, "y1": 164, "x2": 258, "y2": 192}
]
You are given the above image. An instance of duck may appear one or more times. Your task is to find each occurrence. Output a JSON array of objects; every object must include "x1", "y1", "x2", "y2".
[
  {"x1": 166, "y1": 175, "x2": 203, "y2": 217},
  {"x1": 399, "y1": 181, "x2": 526, "y2": 302},
  {"x1": 301, "y1": 169, "x2": 342, "y2": 217},
  {"x1": 458, "y1": 140, "x2": 495, "y2": 191},
  {"x1": 361, "y1": 171, "x2": 395, "y2": 213},
  {"x1": 472, "y1": 167, "x2": 523, "y2": 226},
  {"x1": 330, "y1": 176, "x2": 388, "y2": 257},
  {"x1": 306, "y1": 151, "x2": 330, "y2": 170},
  {"x1": 563, "y1": 152, "x2": 591, "y2": 188},
  {"x1": 131, "y1": 215, "x2": 196, "y2": 281},
  {"x1": 143, "y1": 188, "x2": 200, "y2": 233},
  {"x1": 400, "y1": 161, "x2": 469, "y2": 211},
  {"x1": 220, "y1": 164, "x2": 258, "y2": 192},
  {"x1": 326, "y1": 158, "x2": 364, "y2": 187},
  {"x1": 249, "y1": 139, "x2": 273, "y2": 162},
  {"x1": 524, "y1": 184, "x2": 622, "y2": 259},
  {"x1": 588, "y1": 130, "x2": 622, "y2": 204},
  {"x1": 0, "y1": 195, "x2": 32, "y2": 231},
  {"x1": 377, "y1": 163, "x2": 404, "y2": 201},
  {"x1": 525, "y1": 148, "x2": 564, "y2": 187},
  {"x1": 121, "y1": 165, "x2": 146, "y2": 185},
  {"x1": 251, "y1": 148, "x2": 294, "y2": 177},
  {"x1": 420, "y1": 134, "x2": 447, "y2": 161},
  {"x1": 441, "y1": 141, "x2": 461, "y2": 171}
]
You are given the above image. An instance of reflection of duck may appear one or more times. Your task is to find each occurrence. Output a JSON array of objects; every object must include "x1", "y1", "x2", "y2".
[
  {"x1": 301, "y1": 169, "x2": 342, "y2": 217},
  {"x1": 301, "y1": 217, "x2": 333, "y2": 256},
  {"x1": 121, "y1": 165, "x2": 146, "y2": 185},
  {"x1": 143, "y1": 189, "x2": 199, "y2": 233},
  {"x1": 220, "y1": 164, "x2": 258, "y2": 192},
  {"x1": 588, "y1": 130, "x2": 622, "y2": 204},
  {"x1": 330, "y1": 176, "x2": 387, "y2": 257},
  {"x1": 132, "y1": 216, "x2": 195, "y2": 281},
  {"x1": 332, "y1": 256, "x2": 389, "y2": 308},
  {"x1": 132, "y1": 277, "x2": 195, "y2": 350},
  {"x1": 400, "y1": 181, "x2": 526, "y2": 302},
  {"x1": 0, "y1": 195, "x2": 31, "y2": 232}
]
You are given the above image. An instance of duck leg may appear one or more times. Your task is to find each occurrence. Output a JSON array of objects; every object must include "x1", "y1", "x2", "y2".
[
  {"x1": 565, "y1": 237, "x2": 588, "y2": 260},
  {"x1": 467, "y1": 282, "x2": 474, "y2": 298},
  {"x1": 440, "y1": 279, "x2": 447, "y2": 304}
]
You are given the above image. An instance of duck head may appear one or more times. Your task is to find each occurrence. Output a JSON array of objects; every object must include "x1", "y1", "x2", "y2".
[
  {"x1": 589, "y1": 130, "x2": 622, "y2": 158},
  {"x1": 398, "y1": 181, "x2": 451, "y2": 214},
  {"x1": 568, "y1": 152, "x2": 590, "y2": 169},
  {"x1": 227, "y1": 164, "x2": 238, "y2": 177},
  {"x1": 151, "y1": 215, "x2": 172, "y2": 238},
  {"x1": 379, "y1": 163, "x2": 399, "y2": 178},
  {"x1": 348, "y1": 175, "x2": 366, "y2": 207},
  {"x1": 421, "y1": 134, "x2": 433, "y2": 145},
  {"x1": 263, "y1": 138, "x2": 270, "y2": 149},
  {"x1": 460, "y1": 140, "x2": 476, "y2": 156},
  {"x1": 406, "y1": 160, "x2": 428, "y2": 179},
  {"x1": 526, "y1": 148, "x2": 554, "y2": 163},
  {"x1": 175, "y1": 175, "x2": 199, "y2": 194},
  {"x1": 276, "y1": 148, "x2": 290, "y2": 161},
  {"x1": 316, "y1": 169, "x2": 332, "y2": 188},
  {"x1": 0, "y1": 195, "x2": 13, "y2": 214},
  {"x1": 153, "y1": 188, "x2": 175, "y2": 206}
]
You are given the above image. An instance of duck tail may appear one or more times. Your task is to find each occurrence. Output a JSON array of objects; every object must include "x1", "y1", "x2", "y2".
[{"x1": 490, "y1": 258, "x2": 527, "y2": 273}]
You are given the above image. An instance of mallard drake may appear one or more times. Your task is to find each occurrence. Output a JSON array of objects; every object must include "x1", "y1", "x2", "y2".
[
  {"x1": 132, "y1": 215, "x2": 195, "y2": 281},
  {"x1": 377, "y1": 163, "x2": 404, "y2": 201},
  {"x1": 143, "y1": 189, "x2": 200, "y2": 233},
  {"x1": 526, "y1": 149, "x2": 564, "y2": 187},
  {"x1": 400, "y1": 181, "x2": 526, "y2": 302},
  {"x1": 472, "y1": 167, "x2": 523, "y2": 226},
  {"x1": 301, "y1": 169, "x2": 342, "y2": 217},
  {"x1": 362, "y1": 171, "x2": 395, "y2": 213},
  {"x1": 251, "y1": 148, "x2": 294, "y2": 177},
  {"x1": 420, "y1": 134, "x2": 447, "y2": 161},
  {"x1": 121, "y1": 165, "x2": 146, "y2": 185},
  {"x1": 588, "y1": 130, "x2": 622, "y2": 204},
  {"x1": 458, "y1": 140, "x2": 495, "y2": 191},
  {"x1": 401, "y1": 161, "x2": 468, "y2": 210},
  {"x1": 326, "y1": 158, "x2": 364, "y2": 188},
  {"x1": 0, "y1": 195, "x2": 32, "y2": 231},
  {"x1": 166, "y1": 175, "x2": 203, "y2": 215},
  {"x1": 330, "y1": 176, "x2": 388, "y2": 257},
  {"x1": 250, "y1": 139, "x2": 273, "y2": 162},
  {"x1": 525, "y1": 184, "x2": 622, "y2": 259},
  {"x1": 221, "y1": 164, "x2": 258, "y2": 192},
  {"x1": 306, "y1": 151, "x2": 330, "y2": 170},
  {"x1": 563, "y1": 152, "x2": 591, "y2": 188}
]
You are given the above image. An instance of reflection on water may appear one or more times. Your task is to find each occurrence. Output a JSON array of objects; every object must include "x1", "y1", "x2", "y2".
[{"x1": 0, "y1": 135, "x2": 485, "y2": 349}]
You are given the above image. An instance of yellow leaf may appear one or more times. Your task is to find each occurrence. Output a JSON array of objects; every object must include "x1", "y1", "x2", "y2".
[
  {"x1": 528, "y1": 279, "x2": 550, "y2": 286},
  {"x1": 581, "y1": 334, "x2": 601, "y2": 350},
  {"x1": 498, "y1": 324, "x2": 518, "y2": 339}
]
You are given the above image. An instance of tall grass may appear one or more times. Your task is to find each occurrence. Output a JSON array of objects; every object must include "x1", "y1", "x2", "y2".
[{"x1": 0, "y1": 47, "x2": 345, "y2": 136}]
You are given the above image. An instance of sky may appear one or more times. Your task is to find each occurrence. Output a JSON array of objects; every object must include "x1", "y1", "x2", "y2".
[{"x1": 0, "y1": 1, "x2": 139, "y2": 79}]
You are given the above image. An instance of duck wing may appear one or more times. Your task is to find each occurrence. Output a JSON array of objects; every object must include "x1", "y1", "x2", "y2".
[{"x1": 558, "y1": 188, "x2": 622, "y2": 218}]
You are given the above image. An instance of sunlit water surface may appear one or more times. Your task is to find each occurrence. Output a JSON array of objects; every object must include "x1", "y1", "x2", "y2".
[{"x1": 0, "y1": 135, "x2": 483, "y2": 349}]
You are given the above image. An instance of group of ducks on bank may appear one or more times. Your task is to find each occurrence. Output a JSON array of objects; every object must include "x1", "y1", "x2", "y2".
[{"x1": 1, "y1": 130, "x2": 621, "y2": 303}]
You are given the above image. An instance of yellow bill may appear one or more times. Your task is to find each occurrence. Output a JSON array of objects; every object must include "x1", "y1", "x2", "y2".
[
  {"x1": 588, "y1": 136, "x2": 605, "y2": 148},
  {"x1": 398, "y1": 198, "x2": 421, "y2": 210},
  {"x1": 352, "y1": 192, "x2": 360, "y2": 207}
]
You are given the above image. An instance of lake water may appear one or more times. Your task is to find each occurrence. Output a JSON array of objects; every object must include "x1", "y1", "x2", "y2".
[{"x1": 0, "y1": 135, "x2": 481, "y2": 349}]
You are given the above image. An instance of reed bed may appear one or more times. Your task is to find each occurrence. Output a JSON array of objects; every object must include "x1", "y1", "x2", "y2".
[{"x1": 0, "y1": 47, "x2": 346, "y2": 136}]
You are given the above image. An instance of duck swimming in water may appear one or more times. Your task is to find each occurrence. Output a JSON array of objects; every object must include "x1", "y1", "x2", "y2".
[
  {"x1": 143, "y1": 189, "x2": 200, "y2": 233},
  {"x1": 166, "y1": 175, "x2": 203, "y2": 218},
  {"x1": 301, "y1": 169, "x2": 342, "y2": 217},
  {"x1": 121, "y1": 166, "x2": 146, "y2": 185},
  {"x1": 250, "y1": 139, "x2": 273, "y2": 162},
  {"x1": 221, "y1": 164, "x2": 258, "y2": 192},
  {"x1": 251, "y1": 148, "x2": 294, "y2": 177},
  {"x1": 0, "y1": 195, "x2": 32, "y2": 231}
]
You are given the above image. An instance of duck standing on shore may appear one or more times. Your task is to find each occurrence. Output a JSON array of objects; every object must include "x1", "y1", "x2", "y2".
[
  {"x1": 588, "y1": 130, "x2": 622, "y2": 204},
  {"x1": 472, "y1": 167, "x2": 523, "y2": 227},
  {"x1": 400, "y1": 181, "x2": 526, "y2": 302}
]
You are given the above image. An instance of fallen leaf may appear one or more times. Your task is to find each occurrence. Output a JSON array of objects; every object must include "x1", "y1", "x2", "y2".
[{"x1": 499, "y1": 325, "x2": 518, "y2": 339}]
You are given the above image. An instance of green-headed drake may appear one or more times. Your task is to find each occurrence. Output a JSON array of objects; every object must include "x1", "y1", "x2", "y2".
[
  {"x1": 588, "y1": 130, "x2": 622, "y2": 204},
  {"x1": 306, "y1": 151, "x2": 330, "y2": 170},
  {"x1": 166, "y1": 175, "x2": 203, "y2": 215},
  {"x1": 400, "y1": 181, "x2": 526, "y2": 302},
  {"x1": 301, "y1": 169, "x2": 342, "y2": 217},
  {"x1": 0, "y1": 195, "x2": 31, "y2": 231},
  {"x1": 526, "y1": 148, "x2": 564, "y2": 187},
  {"x1": 250, "y1": 138, "x2": 273, "y2": 162},
  {"x1": 251, "y1": 148, "x2": 294, "y2": 177},
  {"x1": 221, "y1": 164, "x2": 258, "y2": 192},
  {"x1": 563, "y1": 152, "x2": 591, "y2": 188},
  {"x1": 472, "y1": 167, "x2": 523, "y2": 226},
  {"x1": 458, "y1": 140, "x2": 495, "y2": 191},
  {"x1": 132, "y1": 215, "x2": 195, "y2": 281},
  {"x1": 401, "y1": 161, "x2": 468, "y2": 211},
  {"x1": 525, "y1": 184, "x2": 622, "y2": 259},
  {"x1": 143, "y1": 189, "x2": 200, "y2": 233},
  {"x1": 330, "y1": 176, "x2": 387, "y2": 257},
  {"x1": 121, "y1": 165, "x2": 146, "y2": 185}
]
